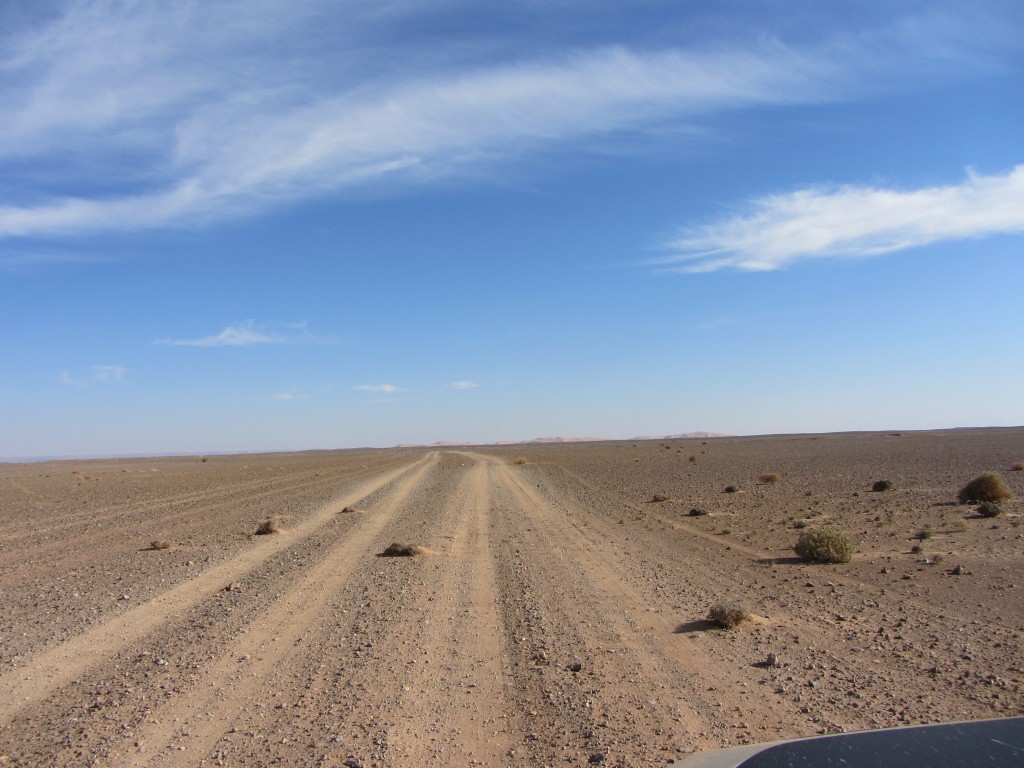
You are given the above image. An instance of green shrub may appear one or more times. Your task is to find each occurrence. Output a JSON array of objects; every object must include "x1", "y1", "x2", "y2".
[
  {"x1": 707, "y1": 602, "x2": 750, "y2": 629},
  {"x1": 958, "y1": 473, "x2": 1012, "y2": 503},
  {"x1": 977, "y1": 501, "x2": 1004, "y2": 518},
  {"x1": 916, "y1": 527, "x2": 933, "y2": 541},
  {"x1": 794, "y1": 528, "x2": 853, "y2": 564}
]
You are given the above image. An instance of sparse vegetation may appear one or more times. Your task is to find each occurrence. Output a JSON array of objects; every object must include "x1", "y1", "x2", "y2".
[
  {"x1": 794, "y1": 528, "x2": 853, "y2": 564},
  {"x1": 872, "y1": 480, "x2": 894, "y2": 492},
  {"x1": 1011, "y1": 461, "x2": 1024, "y2": 471},
  {"x1": 792, "y1": 520, "x2": 808, "y2": 529},
  {"x1": 255, "y1": 518, "x2": 280, "y2": 536},
  {"x1": 147, "y1": 540, "x2": 171, "y2": 550},
  {"x1": 724, "y1": 485, "x2": 739, "y2": 494},
  {"x1": 977, "y1": 501, "x2": 1004, "y2": 518},
  {"x1": 916, "y1": 527, "x2": 933, "y2": 541},
  {"x1": 759, "y1": 472, "x2": 781, "y2": 484},
  {"x1": 379, "y1": 542, "x2": 426, "y2": 557},
  {"x1": 688, "y1": 455, "x2": 697, "y2": 463},
  {"x1": 707, "y1": 602, "x2": 751, "y2": 629},
  {"x1": 689, "y1": 507, "x2": 709, "y2": 517},
  {"x1": 958, "y1": 472, "x2": 1011, "y2": 503},
  {"x1": 513, "y1": 457, "x2": 529, "y2": 465},
  {"x1": 910, "y1": 544, "x2": 923, "y2": 554},
  {"x1": 650, "y1": 494, "x2": 670, "y2": 503},
  {"x1": 340, "y1": 506, "x2": 364, "y2": 514}
]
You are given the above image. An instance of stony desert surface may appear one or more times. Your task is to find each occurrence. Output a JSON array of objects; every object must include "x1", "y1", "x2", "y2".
[{"x1": 0, "y1": 428, "x2": 1022, "y2": 767}]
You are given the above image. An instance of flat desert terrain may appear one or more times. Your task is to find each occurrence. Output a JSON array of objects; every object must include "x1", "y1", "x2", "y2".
[{"x1": 1, "y1": 429, "x2": 1022, "y2": 767}]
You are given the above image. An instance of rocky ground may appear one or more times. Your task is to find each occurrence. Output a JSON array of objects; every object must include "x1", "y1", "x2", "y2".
[{"x1": 0, "y1": 428, "x2": 1021, "y2": 766}]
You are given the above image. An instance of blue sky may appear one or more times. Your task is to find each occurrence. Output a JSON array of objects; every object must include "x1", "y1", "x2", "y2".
[{"x1": 2, "y1": 1, "x2": 1023, "y2": 457}]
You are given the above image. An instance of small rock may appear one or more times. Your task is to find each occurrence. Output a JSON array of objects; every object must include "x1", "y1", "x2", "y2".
[
  {"x1": 765, "y1": 653, "x2": 781, "y2": 667},
  {"x1": 224, "y1": 582, "x2": 242, "y2": 592},
  {"x1": 588, "y1": 754, "x2": 606, "y2": 764},
  {"x1": 343, "y1": 759, "x2": 363, "y2": 768},
  {"x1": 952, "y1": 565, "x2": 966, "y2": 575},
  {"x1": 568, "y1": 662, "x2": 583, "y2": 673}
]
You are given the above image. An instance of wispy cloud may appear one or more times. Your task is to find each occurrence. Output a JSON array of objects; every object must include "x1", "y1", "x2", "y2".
[
  {"x1": 272, "y1": 391, "x2": 309, "y2": 401},
  {"x1": 0, "y1": 2, "x2": 997, "y2": 240},
  {"x1": 59, "y1": 364, "x2": 127, "y2": 387},
  {"x1": 354, "y1": 384, "x2": 400, "y2": 394},
  {"x1": 155, "y1": 320, "x2": 326, "y2": 347},
  {"x1": 656, "y1": 165, "x2": 1024, "y2": 273},
  {"x1": 451, "y1": 380, "x2": 480, "y2": 390}
]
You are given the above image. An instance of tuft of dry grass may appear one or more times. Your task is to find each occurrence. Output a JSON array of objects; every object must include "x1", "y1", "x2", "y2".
[
  {"x1": 255, "y1": 518, "x2": 280, "y2": 536},
  {"x1": 872, "y1": 479, "x2": 894, "y2": 492},
  {"x1": 379, "y1": 542, "x2": 426, "y2": 557},
  {"x1": 650, "y1": 494, "x2": 670, "y2": 503},
  {"x1": 707, "y1": 602, "x2": 751, "y2": 629},
  {"x1": 759, "y1": 472, "x2": 781, "y2": 484},
  {"x1": 689, "y1": 507, "x2": 709, "y2": 517},
  {"x1": 688, "y1": 455, "x2": 697, "y2": 463},
  {"x1": 513, "y1": 457, "x2": 529, "y2": 465},
  {"x1": 958, "y1": 472, "x2": 1012, "y2": 504},
  {"x1": 723, "y1": 484, "x2": 740, "y2": 494},
  {"x1": 1011, "y1": 461, "x2": 1024, "y2": 471},
  {"x1": 147, "y1": 540, "x2": 171, "y2": 551},
  {"x1": 794, "y1": 528, "x2": 853, "y2": 564}
]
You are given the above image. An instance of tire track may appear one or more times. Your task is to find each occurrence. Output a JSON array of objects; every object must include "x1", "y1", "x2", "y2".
[
  {"x1": 0, "y1": 453, "x2": 433, "y2": 726},
  {"x1": 386, "y1": 455, "x2": 511, "y2": 765},
  {"x1": 484, "y1": 454, "x2": 794, "y2": 756}
]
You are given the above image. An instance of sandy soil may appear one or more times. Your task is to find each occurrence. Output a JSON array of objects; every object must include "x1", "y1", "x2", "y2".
[{"x1": 0, "y1": 429, "x2": 1021, "y2": 767}]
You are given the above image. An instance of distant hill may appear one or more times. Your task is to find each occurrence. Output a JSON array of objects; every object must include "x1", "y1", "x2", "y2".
[{"x1": 395, "y1": 432, "x2": 727, "y2": 448}]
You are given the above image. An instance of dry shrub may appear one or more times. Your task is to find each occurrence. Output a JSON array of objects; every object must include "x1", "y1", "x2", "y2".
[
  {"x1": 958, "y1": 473, "x2": 1012, "y2": 503},
  {"x1": 707, "y1": 602, "x2": 750, "y2": 629},
  {"x1": 688, "y1": 455, "x2": 698, "y2": 463},
  {"x1": 794, "y1": 528, "x2": 853, "y2": 564},
  {"x1": 689, "y1": 507, "x2": 709, "y2": 517},
  {"x1": 380, "y1": 542, "x2": 426, "y2": 557},
  {"x1": 340, "y1": 506, "x2": 364, "y2": 514},
  {"x1": 148, "y1": 540, "x2": 171, "y2": 551},
  {"x1": 255, "y1": 518, "x2": 280, "y2": 536},
  {"x1": 872, "y1": 479, "x2": 894, "y2": 492},
  {"x1": 1011, "y1": 461, "x2": 1024, "y2": 471},
  {"x1": 650, "y1": 494, "x2": 670, "y2": 503},
  {"x1": 723, "y1": 485, "x2": 740, "y2": 494},
  {"x1": 513, "y1": 457, "x2": 529, "y2": 465},
  {"x1": 759, "y1": 472, "x2": 781, "y2": 484}
]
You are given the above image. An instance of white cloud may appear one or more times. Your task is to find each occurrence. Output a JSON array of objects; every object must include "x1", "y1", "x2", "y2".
[
  {"x1": 155, "y1": 320, "x2": 327, "y2": 347},
  {"x1": 92, "y1": 364, "x2": 127, "y2": 382},
  {"x1": 354, "y1": 384, "x2": 400, "y2": 394},
  {"x1": 59, "y1": 364, "x2": 127, "y2": 386},
  {"x1": 657, "y1": 165, "x2": 1024, "y2": 273},
  {"x1": 0, "y1": 1, "x2": 984, "y2": 240},
  {"x1": 272, "y1": 392, "x2": 309, "y2": 401},
  {"x1": 451, "y1": 380, "x2": 480, "y2": 390}
]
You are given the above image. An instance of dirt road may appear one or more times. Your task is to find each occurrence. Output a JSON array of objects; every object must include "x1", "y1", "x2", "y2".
[{"x1": 1, "y1": 432, "x2": 1021, "y2": 766}]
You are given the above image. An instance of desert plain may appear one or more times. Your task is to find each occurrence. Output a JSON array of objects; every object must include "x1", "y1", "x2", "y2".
[{"x1": 0, "y1": 427, "x2": 1022, "y2": 767}]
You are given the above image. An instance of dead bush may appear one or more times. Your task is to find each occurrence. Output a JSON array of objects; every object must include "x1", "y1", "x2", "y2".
[
  {"x1": 255, "y1": 518, "x2": 280, "y2": 536},
  {"x1": 872, "y1": 480, "x2": 894, "y2": 492},
  {"x1": 379, "y1": 542, "x2": 426, "y2": 557},
  {"x1": 723, "y1": 484, "x2": 740, "y2": 494},
  {"x1": 148, "y1": 540, "x2": 171, "y2": 551},
  {"x1": 707, "y1": 602, "x2": 751, "y2": 629},
  {"x1": 650, "y1": 494, "x2": 670, "y2": 503},
  {"x1": 794, "y1": 528, "x2": 853, "y2": 564},
  {"x1": 513, "y1": 457, "x2": 529, "y2": 465},
  {"x1": 1011, "y1": 461, "x2": 1024, "y2": 471},
  {"x1": 689, "y1": 507, "x2": 709, "y2": 517},
  {"x1": 759, "y1": 472, "x2": 781, "y2": 484},
  {"x1": 958, "y1": 472, "x2": 1012, "y2": 503}
]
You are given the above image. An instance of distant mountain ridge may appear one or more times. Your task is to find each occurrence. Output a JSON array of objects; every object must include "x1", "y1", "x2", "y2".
[{"x1": 396, "y1": 432, "x2": 727, "y2": 448}]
